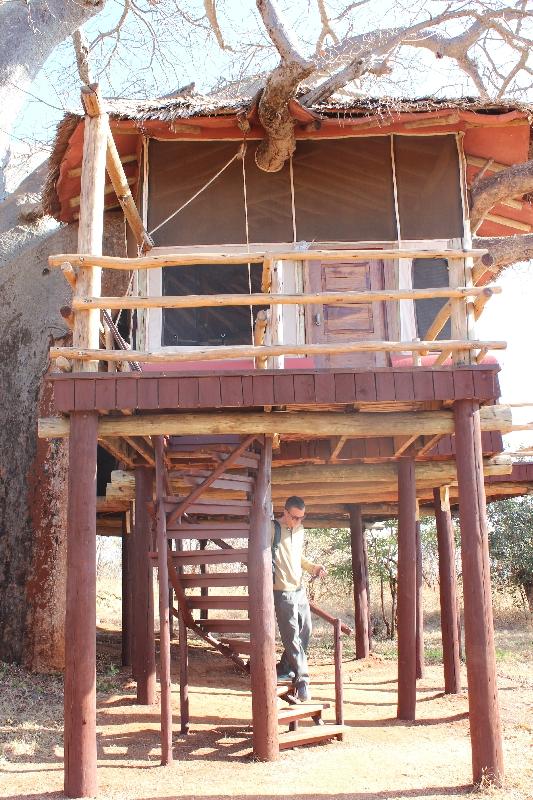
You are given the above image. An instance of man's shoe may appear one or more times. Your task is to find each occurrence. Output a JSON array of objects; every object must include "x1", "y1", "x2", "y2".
[
  {"x1": 296, "y1": 681, "x2": 311, "y2": 702},
  {"x1": 276, "y1": 671, "x2": 295, "y2": 682}
]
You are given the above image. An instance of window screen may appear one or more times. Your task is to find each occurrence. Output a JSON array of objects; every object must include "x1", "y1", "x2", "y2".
[
  {"x1": 162, "y1": 263, "x2": 266, "y2": 347},
  {"x1": 412, "y1": 258, "x2": 451, "y2": 339}
]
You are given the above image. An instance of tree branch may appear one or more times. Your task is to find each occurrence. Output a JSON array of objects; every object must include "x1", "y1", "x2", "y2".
[
  {"x1": 470, "y1": 160, "x2": 533, "y2": 232},
  {"x1": 474, "y1": 233, "x2": 533, "y2": 272},
  {"x1": 203, "y1": 0, "x2": 230, "y2": 51},
  {"x1": 72, "y1": 27, "x2": 93, "y2": 85},
  {"x1": 255, "y1": 0, "x2": 309, "y2": 67}
]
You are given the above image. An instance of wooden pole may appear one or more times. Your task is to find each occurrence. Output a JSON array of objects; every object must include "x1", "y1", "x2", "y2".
[
  {"x1": 121, "y1": 518, "x2": 132, "y2": 667},
  {"x1": 433, "y1": 487, "x2": 461, "y2": 694},
  {"x1": 248, "y1": 437, "x2": 279, "y2": 760},
  {"x1": 64, "y1": 412, "x2": 98, "y2": 798},
  {"x1": 75, "y1": 88, "x2": 107, "y2": 372},
  {"x1": 133, "y1": 467, "x2": 156, "y2": 704},
  {"x1": 154, "y1": 437, "x2": 173, "y2": 765},
  {"x1": 334, "y1": 618, "x2": 344, "y2": 736},
  {"x1": 454, "y1": 400, "x2": 504, "y2": 785},
  {"x1": 363, "y1": 528, "x2": 373, "y2": 652},
  {"x1": 176, "y1": 539, "x2": 190, "y2": 735},
  {"x1": 349, "y1": 504, "x2": 369, "y2": 659},
  {"x1": 415, "y1": 519, "x2": 425, "y2": 680},
  {"x1": 396, "y1": 456, "x2": 417, "y2": 721}
]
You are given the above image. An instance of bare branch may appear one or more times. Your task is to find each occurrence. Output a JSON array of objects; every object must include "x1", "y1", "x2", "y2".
[
  {"x1": 255, "y1": 0, "x2": 309, "y2": 66},
  {"x1": 316, "y1": 0, "x2": 338, "y2": 54},
  {"x1": 470, "y1": 160, "x2": 533, "y2": 232},
  {"x1": 203, "y1": 0, "x2": 230, "y2": 51},
  {"x1": 72, "y1": 27, "x2": 93, "y2": 85}
]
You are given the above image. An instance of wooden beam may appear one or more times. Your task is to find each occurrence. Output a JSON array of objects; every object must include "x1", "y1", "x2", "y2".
[
  {"x1": 48, "y1": 247, "x2": 488, "y2": 270},
  {"x1": 154, "y1": 438, "x2": 172, "y2": 765},
  {"x1": 415, "y1": 519, "x2": 425, "y2": 680},
  {"x1": 64, "y1": 412, "x2": 98, "y2": 798},
  {"x1": 132, "y1": 467, "x2": 156, "y2": 705},
  {"x1": 68, "y1": 152, "x2": 138, "y2": 178},
  {"x1": 69, "y1": 176, "x2": 137, "y2": 208},
  {"x1": 50, "y1": 338, "x2": 506, "y2": 366},
  {"x1": 73, "y1": 285, "x2": 501, "y2": 311},
  {"x1": 349, "y1": 505, "x2": 369, "y2": 660},
  {"x1": 38, "y1": 404, "x2": 514, "y2": 439}
]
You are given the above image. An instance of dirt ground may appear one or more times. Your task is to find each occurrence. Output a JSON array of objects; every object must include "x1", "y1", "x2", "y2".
[{"x1": 1, "y1": 581, "x2": 532, "y2": 800}]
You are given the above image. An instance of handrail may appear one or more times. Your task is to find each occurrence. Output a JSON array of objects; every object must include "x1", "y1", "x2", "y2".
[
  {"x1": 72, "y1": 285, "x2": 500, "y2": 310},
  {"x1": 48, "y1": 246, "x2": 488, "y2": 270},
  {"x1": 309, "y1": 599, "x2": 350, "y2": 734},
  {"x1": 50, "y1": 338, "x2": 506, "y2": 366}
]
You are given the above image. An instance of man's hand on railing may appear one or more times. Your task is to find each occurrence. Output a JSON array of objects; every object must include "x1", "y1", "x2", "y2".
[{"x1": 312, "y1": 564, "x2": 327, "y2": 579}]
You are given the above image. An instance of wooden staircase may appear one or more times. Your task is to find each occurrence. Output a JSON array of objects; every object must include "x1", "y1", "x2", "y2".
[{"x1": 152, "y1": 434, "x2": 347, "y2": 753}]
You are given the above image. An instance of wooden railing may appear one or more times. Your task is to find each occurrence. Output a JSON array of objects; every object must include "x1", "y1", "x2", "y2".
[
  {"x1": 48, "y1": 246, "x2": 505, "y2": 371},
  {"x1": 309, "y1": 599, "x2": 352, "y2": 731}
]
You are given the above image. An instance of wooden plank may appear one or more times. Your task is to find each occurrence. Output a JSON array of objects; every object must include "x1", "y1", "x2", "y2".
[
  {"x1": 137, "y1": 378, "x2": 159, "y2": 409},
  {"x1": 278, "y1": 724, "x2": 347, "y2": 749},
  {"x1": 472, "y1": 369, "x2": 497, "y2": 400},
  {"x1": 293, "y1": 373, "x2": 315, "y2": 405},
  {"x1": 198, "y1": 376, "x2": 222, "y2": 407},
  {"x1": 168, "y1": 549, "x2": 249, "y2": 564},
  {"x1": 199, "y1": 619, "x2": 251, "y2": 633},
  {"x1": 314, "y1": 372, "x2": 336, "y2": 404},
  {"x1": 179, "y1": 573, "x2": 248, "y2": 588},
  {"x1": 167, "y1": 528, "x2": 250, "y2": 540},
  {"x1": 412, "y1": 370, "x2": 435, "y2": 402},
  {"x1": 278, "y1": 704, "x2": 327, "y2": 724},
  {"x1": 432, "y1": 371, "x2": 455, "y2": 401},
  {"x1": 354, "y1": 372, "x2": 377, "y2": 403},
  {"x1": 116, "y1": 377, "x2": 138, "y2": 409},
  {"x1": 453, "y1": 369, "x2": 475, "y2": 399},
  {"x1": 252, "y1": 374, "x2": 275, "y2": 407},
  {"x1": 273, "y1": 374, "x2": 295, "y2": 405},
  {"x1": 54, "y1": 379, "x2": 75, "y2": 411},
  {"x1": 186, "y1": 596, "x2": 249, "y2": 610},
  {"x1": 393, "y1": 371, "x2": 415, "y2": 402},
  {"x1": 220, "y1": 376, "x2": 244, "y2": 407},
  {"x1": 242, "y1": 375, "x2": 254, "y2": 406},
  {"x1": 334, "y1": 373, "x2": 356, "y2": 403},
  {"x1": 74, "y1": 378, "x2": 96, "y2": 411},
  {"x1": 159, "y1": 378, "x2": 179, "y2": 408},
  {"x1": 95, "y1": 377, "x2": 117, "y2": 411},
  {"x1": 178, "y1": 377, "x2": 199, "y2": 407},
  {"x1": 375, "y1": 372, "x2": 396, "y2": 402}
]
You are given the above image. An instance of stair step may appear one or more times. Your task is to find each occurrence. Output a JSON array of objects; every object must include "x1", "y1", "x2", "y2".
[
  {"x1": 179, "y1": 572, "x2": 248, "y2": 588},
  {"x1": 199, "y1": 619, "x2": 251, "y2": 633},
  {"x1": 278, "y1": 724, "x2": 347, "y2": 750},
  {"x1": 164, "y1": 498, "x2": 252, "y2": 516},
  {"x1": 167, "y1": 525, "x2": 250, "y2": 539},
  {"x1": 219, "y1": 637, "x2": 251, "y2": 655},
  {"x1": 169, "y1": 548, "x2": 248, "y2": 565},
  {"x1": 278, "y1": 703, "x2": 329, "y2": 725},
  {"x1": 187, "y1": 596, "x2": 249, "y2": 611}
]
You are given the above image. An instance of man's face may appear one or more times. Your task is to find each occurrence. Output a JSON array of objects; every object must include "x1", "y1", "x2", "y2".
[{"x1": 282, "y1": 504, "x2": 305, "y2": 529}]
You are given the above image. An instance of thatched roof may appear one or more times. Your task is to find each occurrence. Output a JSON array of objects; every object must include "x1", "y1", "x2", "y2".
[{"x1": 43, "y1": 88, "x2": 533, "y2": 221}]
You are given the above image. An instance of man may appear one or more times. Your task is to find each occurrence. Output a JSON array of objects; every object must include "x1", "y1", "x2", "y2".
[{"x1": 271, "y1": 496, "x2": 326, "y2": 702}]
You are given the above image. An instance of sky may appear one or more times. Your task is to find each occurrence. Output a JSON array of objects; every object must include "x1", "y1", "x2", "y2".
[{"x1": 6, "y1": 0, "x2": 533, "y2": 451}]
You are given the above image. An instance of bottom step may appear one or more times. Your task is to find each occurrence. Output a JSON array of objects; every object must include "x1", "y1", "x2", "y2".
[{"x1": 279, "y1": 724, "x2": 347, "y2": 750}]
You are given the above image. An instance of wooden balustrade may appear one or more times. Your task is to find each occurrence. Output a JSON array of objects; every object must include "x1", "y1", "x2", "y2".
[{"x1": 49, "y1": 246, "x2": 504, "y2": 370}]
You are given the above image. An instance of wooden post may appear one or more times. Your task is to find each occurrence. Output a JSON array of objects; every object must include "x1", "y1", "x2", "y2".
[
  {"x1": 248, "y1": 437, "x2": 279, "y2": 760},
  {"x1": 415, "y1": 518, "x2": 425, "y2": 679},
  {"x1": 121, "y1": 516, "x2": 132, "y2": 667},
  {"x1": 433, "y1": 487, "x2": 461, "y2": 694},
  {"x1": 397, "y1": 456, "x2": 417, "y2": 721},
  {"x1": 334, "y1": 618, "x2": 344, "y2": 732},
  {"x1": 133, "y1": 467, "x2": 156, "y2": 704},
  {"x1": 75, "y1": 86, "x2": 108, "y2": 372},
  {"x1": 349, "y1": 504, "x2": 369, "y2": 659},
  {"x1": 363, "y1": 529, "x2": 373, "y2": 652},
  {"x1": 454, "y1": 400, "x2": 504, "y2": 784},
  {"x1": 64, "y1": 412, "x2": 98, "y2": 798},
  {"x1": 154, "y1": 437, "x2": 172, "y2": 765},
  {"x1": 178, "y1": 611, "x2": 190, "y2": 734}
]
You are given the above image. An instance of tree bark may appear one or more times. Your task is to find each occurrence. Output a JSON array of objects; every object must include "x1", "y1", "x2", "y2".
[{"x1": 470, "y1": 159, "x2": 533, "y2": 232}]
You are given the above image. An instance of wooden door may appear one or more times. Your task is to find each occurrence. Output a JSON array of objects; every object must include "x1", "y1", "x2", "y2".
[{"x1": 304, "y1": 259, "x2": 388, "y2": 368}]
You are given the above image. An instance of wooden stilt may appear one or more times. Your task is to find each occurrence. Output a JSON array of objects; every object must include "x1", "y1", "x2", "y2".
[
  {"x1": 397, "y1": 456, "x2": 417, "y2": 721},
  {"x1": 176, "y1": 538, "x2": 190, "y2": 734},
  {"x1": 334, "y1": 618, "x2": 344, "y2": 730},
  {"x1": 248, "y1": 436, "x2": 279, "y2": 760},
  {"x1": 133, "y1": 467, "x2": 156, "y2": 704},
  {"x1": 454, "y1": 400, "x2": 504, "y2": 785},
  {"x1": 199, "y1": 539, "x2": 208, "y2": 621},
  {"x1": 121, "y1": 516, "x2": 132, "y2": 667},
  {"x1": 363, "y1": 530, "x2": 373, "y2": 652},
  {"x1": 154, "y1": 437, "x2": 173, "y2": 765},
  {"x1": 349, "y1": 504, "x2": 369, "y2": 659},
  {"x1": 415, "y1": 520, "x2": 425, "y2": 680},
  {"x1": 64, "y1": 412, "x2": 98, "y2": 798},
  {"x1": 168, "y1": 538, "x2": 174, "y2": 639},
  {"x1": 433, "y1": 488, "x2": 461, "y2": 694}
]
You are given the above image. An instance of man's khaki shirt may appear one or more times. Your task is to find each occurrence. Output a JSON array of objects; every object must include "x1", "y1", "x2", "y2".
[{"x1": 271, "y1": 520, "x2": 317, "y2": 591}]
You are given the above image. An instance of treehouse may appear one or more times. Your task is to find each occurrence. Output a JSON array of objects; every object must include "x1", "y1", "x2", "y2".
[{"x1": 39, "y1": 85, "x2": 533, "y2": 797}]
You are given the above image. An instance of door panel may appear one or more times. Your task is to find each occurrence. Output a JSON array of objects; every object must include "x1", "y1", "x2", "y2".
[{"x1": 305, "y1": 259, "x2": 388, "y2": 368}]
